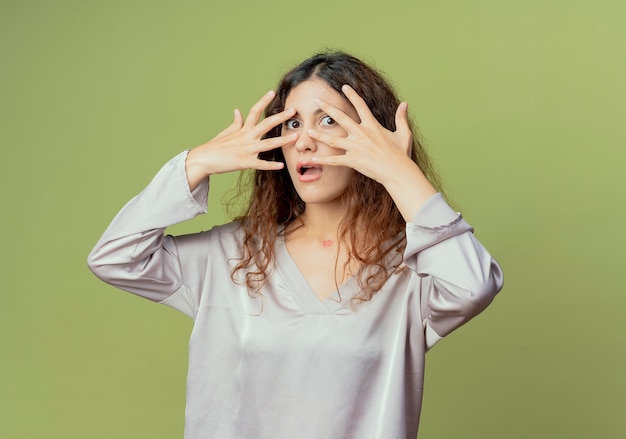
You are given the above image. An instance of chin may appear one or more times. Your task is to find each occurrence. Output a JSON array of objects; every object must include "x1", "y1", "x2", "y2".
[{"x1": 294, "y1": 189, "x2": 348, "y2": 207}]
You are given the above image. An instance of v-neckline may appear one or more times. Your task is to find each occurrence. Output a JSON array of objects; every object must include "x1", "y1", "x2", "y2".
[{"x1": 275, "y1": 234, "x2": 358, "y2": 314}]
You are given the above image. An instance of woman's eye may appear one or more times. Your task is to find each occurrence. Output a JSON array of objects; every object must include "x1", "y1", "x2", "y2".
[
  {"x1": 285, "y1": 119, "x2": 300, "y2": 129},
  {"x1": 321, "y1": 116, "x2": 335, "y2": 126}
]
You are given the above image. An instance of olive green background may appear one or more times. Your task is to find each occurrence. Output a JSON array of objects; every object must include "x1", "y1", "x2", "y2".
[{"x1": 1, "y1": 0, "x2": 624, "y2": 437}]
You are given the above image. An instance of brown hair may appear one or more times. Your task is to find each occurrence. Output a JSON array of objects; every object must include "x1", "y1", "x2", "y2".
[{"x1": 230, "y1": 51, "x2": 444, "y2": 303}]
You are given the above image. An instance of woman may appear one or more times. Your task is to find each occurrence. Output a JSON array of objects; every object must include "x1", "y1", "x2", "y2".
[{"x1": 88, "y1": 52, "x2": 503, "y2": 439}]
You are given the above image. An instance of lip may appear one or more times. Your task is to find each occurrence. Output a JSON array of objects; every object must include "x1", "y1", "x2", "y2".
[{"x1": 296, "y1": 161, "x2": 322, "y2": 182}]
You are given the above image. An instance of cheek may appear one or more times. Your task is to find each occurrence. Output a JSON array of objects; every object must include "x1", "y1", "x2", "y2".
[
  {"x1": 280, "y1": 147, "x2": 292, "y2": 164},
  {"x1": 332, "y1": 167, "x2": 355, "y2": 182},
  {"x1": 334, "y1": 125, "x2": 349, "y2": 138},
  {"x1": 320, "y1": 126, "x2": 349, "y2": 154},
  {"x1": 328, "y1": 144, "x2": 347, "y2": 156}
]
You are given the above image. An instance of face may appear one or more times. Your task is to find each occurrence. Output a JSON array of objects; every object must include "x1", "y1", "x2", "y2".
[{"x1": 280, "y1": 79, "x2": 359, "y2": 208}]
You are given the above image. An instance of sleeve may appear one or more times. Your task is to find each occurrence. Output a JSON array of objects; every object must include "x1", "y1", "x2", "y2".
[
  {"x1": 87, "y1": 150, "x2": 211, "y2": 318},
  {"x1": 403, "y1": 193, "x2": 504, "y2": 350}
]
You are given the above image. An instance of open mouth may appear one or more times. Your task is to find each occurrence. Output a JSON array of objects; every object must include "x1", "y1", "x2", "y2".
[
  {"x1": 296, "y1": 162, "x2": 323, "y2": 181},
  {"x1": 297, "y1": 163, "x2": 321, "y2": 175}
]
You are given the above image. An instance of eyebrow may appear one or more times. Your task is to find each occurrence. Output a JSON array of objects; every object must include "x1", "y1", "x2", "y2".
[{"x1": 289, "y1": 108, "x2": 326, "y2": 118}]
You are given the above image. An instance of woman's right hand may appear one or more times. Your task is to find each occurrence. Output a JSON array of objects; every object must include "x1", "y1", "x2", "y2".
[{"x1": 185, "y1": 90, "x2": 297, "y2": 191}]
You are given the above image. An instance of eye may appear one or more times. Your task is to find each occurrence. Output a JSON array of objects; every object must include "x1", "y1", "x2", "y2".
[
  {"x1": 321, "y1": 116, "x2": 335, "y2": 126},
  {"x1": 284, "y1": 119, "x2": 300, "y2": 130}
]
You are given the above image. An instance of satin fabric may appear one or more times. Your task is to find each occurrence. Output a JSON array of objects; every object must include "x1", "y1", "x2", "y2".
[{"x1": 88, "y1": 151, "x2": 503, "y2": 439}]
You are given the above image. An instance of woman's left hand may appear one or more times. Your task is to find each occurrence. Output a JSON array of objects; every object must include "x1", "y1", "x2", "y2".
[
  {"x1": 309, "y1": 85, "x2": 437, "y2": 221},
  {"x1": 308, "y1": 84, "x2": 414, "y2": 184}
]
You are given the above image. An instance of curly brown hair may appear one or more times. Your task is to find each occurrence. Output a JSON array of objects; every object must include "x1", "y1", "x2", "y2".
[{"x1": 230, "y1": 51, "x2": 444, "y2": 303}]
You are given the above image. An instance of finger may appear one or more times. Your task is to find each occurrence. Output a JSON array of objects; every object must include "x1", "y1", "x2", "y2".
[
  {"x1": 253, "y1": 107, "x2": 296, "y2": 137},
  {"x1": 314, "y1": 98, "x2": 359, "y2": 130},
  {"x1": 307, "y1": 129, "x2": 350, "y2": 151},
  {"x1": 256, "y1": 133, "x2": 298, "y2": 152},
  {"x1": 311, "y1": 154, "x2": 349, "y2": 167},
  {"x1": 225, "y1": 109, "x2": 244, "y2": 131},
  {"x1": 244, "y1": 90, "x2": 276, "y2": 128},
  {"x1": 341, "y1": 84, "x2": 376, "y2": 125},
  {"x1": 234, "y1": 108, "x2": 243, "y2": 126},
  {"x1": 251, "y1": 159, "x2": 285, "y2": 171},
  {"x1": 394, "y1": 102, "x2": 413, "y2": 155},
  {"x1": 394, "y1": 102, "x2": 410, "y2": 134},
  {"x1": 215, "y1": 109, "x2": 244, "y2": 140}
]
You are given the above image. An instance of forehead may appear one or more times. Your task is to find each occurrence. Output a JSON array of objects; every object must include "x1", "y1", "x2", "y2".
[{"x1": 285, "y1": 79, "x2": 355, "y2": 115}]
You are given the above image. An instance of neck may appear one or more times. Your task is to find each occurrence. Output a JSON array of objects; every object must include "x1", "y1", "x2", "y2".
[{"x1": 288, "y1": 201, "x2": 348, "y2": 242}]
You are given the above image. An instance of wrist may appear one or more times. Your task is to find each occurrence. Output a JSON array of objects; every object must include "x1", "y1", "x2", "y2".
[
  {"x1": 381, "y1": 159, "x2": 437, "y2": 222},
  {"x1": 185, "y1": 148, "x2": 211, "y2": 191}
]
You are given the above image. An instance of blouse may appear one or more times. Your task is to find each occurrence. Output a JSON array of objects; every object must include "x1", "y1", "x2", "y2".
[{"x1": 87, "y1": 150, "x2": 503, "y2": 439}]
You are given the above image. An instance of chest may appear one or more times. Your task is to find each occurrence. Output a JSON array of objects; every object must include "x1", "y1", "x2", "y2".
[
  {"x1": 192, "y1": 285, "x2": 412, "y2": 365},
  {"x1": 285, "y1": 239, "x2": 358, "y2": 301},
  {"x1": 191, "y1": 245, "x2": 424, "y2": 369}
]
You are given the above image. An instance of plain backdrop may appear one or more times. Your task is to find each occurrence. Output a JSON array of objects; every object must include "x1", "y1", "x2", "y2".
[{"x1": 1, "y1": 0, "x2": 625, "y2": 437}]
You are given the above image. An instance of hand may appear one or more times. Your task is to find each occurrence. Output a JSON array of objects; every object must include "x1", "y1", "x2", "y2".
[
  {"x1": 308, "y1": 84, "x2": 414, "y2": 184},
  {"x1": 185, "y1": 90, "x2": 297, "y2": 190},
  {"x1": 309, "y1": 85, "x2": 436, "y2": 221}
]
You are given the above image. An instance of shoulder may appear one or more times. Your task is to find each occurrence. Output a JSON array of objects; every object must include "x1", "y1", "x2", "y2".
[
  {"x1": 211, "y1": 221, "x2": 243, "y2": 235},
  {"x1": 172, "y1": 221, "x2": 244, "y2": 254},
  {"x1": 204, "y1": 221, "x2": 245, "y2": 248}
]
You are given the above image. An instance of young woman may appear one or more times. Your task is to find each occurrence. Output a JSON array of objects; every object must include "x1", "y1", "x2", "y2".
[{"x1": 88, "y1": 52, "x2": 503, "y2": 439}]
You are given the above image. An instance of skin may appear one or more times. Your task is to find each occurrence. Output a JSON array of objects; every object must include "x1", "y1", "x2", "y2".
[
  {"x1": 184, "y1": 90, "x2": 296, "y2": 190},
  {"x1": 281, "y1": 79, "x2": 357, "y2": 216},
  {"x1": 280, "y1": 80, "x2": 361, "y2": 298},
  {"x1": 309, "y1": 83, "x2": 437, "y2": 223},
  {"x1": 184, "y1": 81, "x2": 437, "y2": 300}
]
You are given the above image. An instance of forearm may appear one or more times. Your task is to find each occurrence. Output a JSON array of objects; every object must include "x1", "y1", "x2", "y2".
[
  {"x1": 401, "y1": 195, "x2": 503, "y2": 341},
  {"x1": 381, "y1": 157, "x2": 437, "y2": 223},
  {"x1": 185, "y1": 147, "x2": 211, "y2": 192},
  {"x1": 87, "y1": 151, "x2": 209, "y2": 300}
]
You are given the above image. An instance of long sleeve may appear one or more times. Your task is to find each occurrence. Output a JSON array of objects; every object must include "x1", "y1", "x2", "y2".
[
  {"x1": 87, "y1": 151, "x2": 211, "y2": 318},
  {"x1": 403, "y1": 193, "x2": 504, "y2": 349}
]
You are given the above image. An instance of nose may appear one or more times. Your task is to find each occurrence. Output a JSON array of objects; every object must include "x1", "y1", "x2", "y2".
[{"x1": 294, "y1": 129, "x2": 317, "y2": 153}]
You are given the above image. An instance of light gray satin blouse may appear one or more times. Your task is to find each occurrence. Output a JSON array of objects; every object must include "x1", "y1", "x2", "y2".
[{"x1": 88, "y1": 151, "x2": 503, "y2": 439}]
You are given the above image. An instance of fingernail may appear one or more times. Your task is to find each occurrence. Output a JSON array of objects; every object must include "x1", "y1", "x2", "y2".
[{"x1": 267, "y1": 90, "x2": 275, "y2": 96}]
